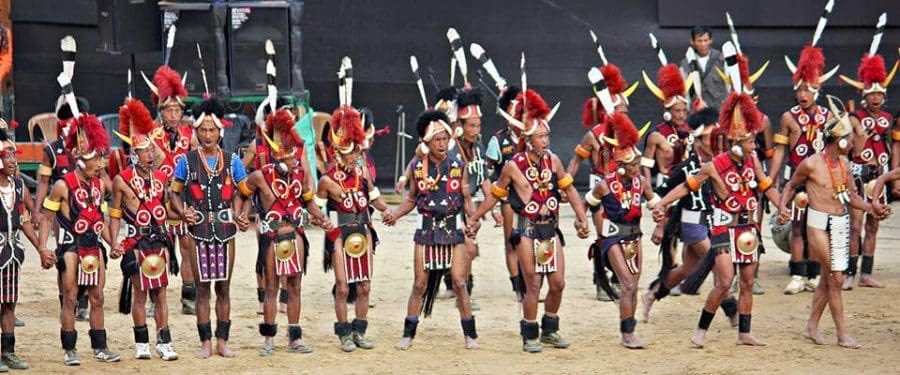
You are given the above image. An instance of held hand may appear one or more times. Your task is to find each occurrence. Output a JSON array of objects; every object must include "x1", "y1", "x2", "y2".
[
  {"x1": 651, "y1": 206, "x2": 667, "y2": 223},
  {"x1": 466, "y1": 219, "x2": 482, "y2": 238},
  {"x1": 574, "y1": 218, "x2": 590, "y2": 239},
  {"x1": 235, "y1": 212, "x2": 250, "y2": 231},
  {"x1": 381, "y1": 210, "x2": 396, "y2": 226},
  {"x1": 776, "y1": 207, "x2": 791, "y2": 225},
  {"x1": 110, "y1": 242, "x2": 123, "y2": 259},
  {"x1": 651, "y1": 224, "x2": 664, "y2": 245},
  {"x1": 184, "y1": 207, "x2": 198, "y2": 226},
  {"x1": 40, "y1": 249, "x2": 55, "y2": 269},
  {"x1": 320, "y1": 219, "x2": 334, "y2": 232}
]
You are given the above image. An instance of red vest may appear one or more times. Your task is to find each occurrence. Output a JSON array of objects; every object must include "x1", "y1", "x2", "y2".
[
  {"x1": 852, "y1": 108, "x2": 893, "y2": 166},
  {"x1": 787, "y1": 105, "x2": 829, "y2": 168},
  {"x1": 510, "y1": 152, "x2": 561, "y2": 220},
  {"x1": 601, "y1": 172, "x2": 643, "y2": 223},
  {"x1": 711, "y1": 153, "x2": 759, "y2": 235},
  {"x1": 260, "y1": 164, "x2": 307, "y2": 223}
]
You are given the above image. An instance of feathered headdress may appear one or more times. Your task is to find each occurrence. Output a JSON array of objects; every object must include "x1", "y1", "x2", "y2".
[
  {"x1": 145, "y1": 66, "x2": 188, "y2": 109},
  {"x1": 262, "y1": 108, "x2": 303, "y2": 159},
  {"x1": 65, "y1": 114, "x2": 110, "y2": 160},
  {"x1": 116, "y1": 98, "x2": 157, "y2": 149},
  {"x1": 686, "y1": 107, "x2": 719, "y2": 137},
  {"x1": 191, "y1": 97, "x2": 228, "y2": 129},
  {"x1": 715, "y1": 92, "x2": 762, "y2": 145},
  {"x1": 783, "y1": 0, "x2": 840, "y2": 92},
  {"x1": 824, "y1": 95, "x2": 853, "y2": 139},
  {"x1": 603, "y1": 112, "x2": 640, "y2": 163},
  {"x1": 500, "y1": 89, "x2": 559, "y2": 137},
  {"x1": 839, "y1": 13, "x2": 897, "y2": 96},
  {"x1": 643, "y1": 64, "x2": 692, "y2": 108},
  {"x1": 456, "y1": 88, "x2": 483, "y2": 120},
  {"x1": 329, "y1": 105, "x2": 366, "y2": 155}
]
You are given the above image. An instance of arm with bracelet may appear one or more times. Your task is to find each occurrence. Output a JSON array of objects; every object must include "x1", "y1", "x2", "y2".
[
  {"x1": 38, "y1": 180, "x2": 67, "y2": 254},
  {"x1": 107, "y1": 175, "x2": 126, "y2": 258},
  {"x1": 652, "y1": 161, "x2": 716, "y2": 222}
]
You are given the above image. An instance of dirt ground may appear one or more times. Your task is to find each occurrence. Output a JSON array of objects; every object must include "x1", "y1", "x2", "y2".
[{"x1": 11, "y1": 203, "x2": 900, "y2": 374}]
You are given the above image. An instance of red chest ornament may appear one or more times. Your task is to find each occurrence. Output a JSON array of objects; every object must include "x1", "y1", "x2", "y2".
[
  {"x1": 603, "y1": 172, "x2": 643, "y2": 222},
  {"x1": 329, "y1": 166, "x2": 368, "y2": 213},
  {"x1": 712, "y1": 153, "x2": 759, "y2": 214},
  {"x1": 788, "y1": 105, "x2": 829, "y2": 167},
  {"x1": 262, "y1": 164, "x2": 306, "y2": 222},
  {"x1": 512, "y1": 153, "x2": 559, "y2": 220},
  {"x1": 853, "y1": 108, "x2": 893, "y2": 166}
]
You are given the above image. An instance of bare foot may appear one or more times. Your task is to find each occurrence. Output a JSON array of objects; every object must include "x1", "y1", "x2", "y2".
[
  {"x1": 641, "y1": 291, "x2": 655, "y2": 323},
  {"x1": 620, "y1": 333, "x2": 646, "y2": 349},
  {"x1": 858, "y1": 275, "x2": 885, "y2": 288},
  {"x1": 395, "y1": 337, "x2": 413, "y2": 351},
  {"x1": 197, "y1": 341, "x2": 212, "y2": 359},
  {"x1": 690, "y1": 329, "x2": 706, "y2": 348},
  {"x1": 802, "y1": 326, "x2": 827, "y2": 345},
  {"x1": 216, "y1": 340, "x2": 236, "y2": 358},
  {"x1": 736, "y1": 333, "x2": 766, "y2": 346},
  {"x1": 464, "y1": 336, "x2": 479, "y2": 350},
  {"x1": 837, "y1": 335, "x2": 861, "y2": 349}
]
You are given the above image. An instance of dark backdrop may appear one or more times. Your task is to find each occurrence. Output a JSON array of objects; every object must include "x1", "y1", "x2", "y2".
[
  {"x1": 11, "y1": 0, "x2": 900, "y2": 186},
  {"x1": 301, "y1": 0, "x2": 900, "y2": 186}
]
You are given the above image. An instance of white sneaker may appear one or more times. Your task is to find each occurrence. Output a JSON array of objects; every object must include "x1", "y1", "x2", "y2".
[
  {"x1": 155, "y1": 343, "x2": 178, "y2": 361},
  {"x1": 134, "y1": 343, "x2": 151, "y2": 359},
  {"x1": 805, "y1": 276, "x2": 820, "y2": 291},
  {"x1": 784, "y1": 276, "x2": 806, "y2": 295}
]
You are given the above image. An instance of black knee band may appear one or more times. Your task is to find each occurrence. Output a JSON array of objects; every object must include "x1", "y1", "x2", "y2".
[
  {"x1": 61, "y1": 330, "x2": 77, "y2": 350},
  {"x1": 807, "y1": 261, "x2": 821, "y2": 278},
  {"x1": 197, "y1": 322, "x2": 213, "y2": 342},
  {"x1": 89, "y1": 329, "x2": 107, "y2": 350},
  {"x1": 653, "y1": 281, "x2": 671, "y2": 300},
  {"x1": 1, "y1": 333, "x2": 15, "y2": 354},
  {"x1": 215, "y1": 320, "x2": 231, "y2": 341},
  {"x1": 257, "y1": 288, "x2": 265, "y2": 303},
  {"x1": 443, "y1": 272, "x2": 453, "y2": 291},
  {"x1": 698, "y1": 309, "x2": 716, "y2": 330},
  {"x1": 522, "y1": 321, "x2": 539, "y2": 340},
  {"x1": 861, "y1": 255, "x2": 875, "y2": 275},
  {"x1": 541, "y1": 315, "x2": 560, "y2": 335},
  {"x1": 467, "y1": 274, "x2": 474, "y2": 295},
  {"x1": 720, "y1": 296, "x2": 738, "y2": 317},
  {"x1": 288, "y1": 325, "x2": 303, "y2": 341},
  {"x1": 789, "y1": 261, "x2": 808, "y2": 277},
  {"x1": 334, "y1": 322, "x2": 352, "y2": 337},
  {"x1": 738, "y1": 314, "x2": 752, "y2": 333},
  {"x1": 182, "y1": 284, "x2": 196, "y2": 301},
  {"x1": 279, "y1": 288, "x2": 288, "y2": 304},
  {"x1": 158, "y1": 327, "x2": 172, "y2": 344},
  {"x1": 461, "y1": 317, "x2": 478, "y2": 339},
  {"x1": 259, "y1": 323, "x2": 277, "y2": 337},
  {"x1": 620, "y1": 317, "x2": 637, "y2": 334},
  {"x1": 351, "y1": 319, "x2": 368, "y2": 335},
  {"x1": 845, "y1": 255, "x2": 859, "y2": 276},
  {"x1": 78, "y1": 293, "x2": 89, "y2": 309},
  {"x1": 133, "y1": 325, "x2": 150, "y2": 344},
  {"x1": 402, "y1": 316, "x2": 419, "y2": 339}
]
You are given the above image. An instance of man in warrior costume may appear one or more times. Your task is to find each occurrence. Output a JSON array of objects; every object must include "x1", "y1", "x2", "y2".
[
  {"x1": 838, "y1": 26, "x2": 898, "y2": 289},
  {"x1": 168, "y1": 97, "x2": 250, "y2": 358},
  {"x1": 642, "y1": 107, "x2": 738, "y2": 325},
  {"x1": 138, "y1": 66, "x2": 199, "y2": 314},
  {"x1": 582, "y1": 112, "x2": 658, "y2": 349},
  {"x1": 0, "y1": 123, "x2": 53, "y2": 370},
  {"x1": 470, "y1": 89, "x2": 590, "y2": 352},
  {"x1": 642, "y1": 62, "x2": 696, "y2": 296},
  {"x1": 33, "y1": 96, "x2": 93, "y2": 322},
  {"x1": 108, "y1": 98, "x2": 179, "y2": 361},
  {"x1": 777, "y1": 96, "x2": 875, "y2": 349},
  {"x1": 653, "y1": 88, "x2": 779, "y2": 348},
  {"x1": 38, "y1": 110, "x2": 121, "y2": 365},
  {"x1": 484, "y1": 86, "x2": 525, "y2": 299},
  {"x1": 770, "y1": 37, "x2": 839, "y2": 295},
  {"x1": 240, "y1": 106, "x2": 330, "y2": 356},
  {"x1": 317, "y1": 104, "x2": 392, "y2": 352},
  {"x1": 386, "y1": 109, "x2": 481, "y2": 351},
  {"x1": 568, "y1": 61, "x2": 638, "y2": 302}
]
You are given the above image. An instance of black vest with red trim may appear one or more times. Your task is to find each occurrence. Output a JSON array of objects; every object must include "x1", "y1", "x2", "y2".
[
  {"x1": 0, "y1": 177, "x2": 26, "y2": 264},
  {"x1": 851, "y1": 108, "x2": 893, "y2": 166},
  {"x1": 710, "y1": 153, "x2": 759, "y2": 235},
  {"x1": 119, "y1": 167, "x2": 168, "y2": 249},
  {"x1": 787, "y1": 105, "x2": 829, "y2": 168},
  {"x1": 183, "y1": 150, "x2": 237, "y2": 242},
  {"x1": 413, "y1": 154, "x2": 464, "y2": 218},
  {"x1": 601, "y1": 171, "x2": 643, "y2": 224},
  {"x1": 57, "y1": 172, "x2": 104, "y2": 251},
  {"x1": 507, "y1": 152, "x2": 561, "y2": 221}
]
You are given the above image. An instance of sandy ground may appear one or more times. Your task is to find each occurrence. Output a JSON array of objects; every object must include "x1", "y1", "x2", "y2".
[{"x1": 11, "y1": 201, "x2": 900, "y2": 374}]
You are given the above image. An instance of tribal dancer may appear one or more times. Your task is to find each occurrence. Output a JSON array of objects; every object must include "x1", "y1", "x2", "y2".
[
  {"x1": 838, "y1": 17, "x2": 897, "y2": 289},
  {"x1": 654, "y1": 85, "x2": 779, "y2": 348},
  {"x1": 770, "y1": 15, "x2": 840, "y2": 295},
  {"x1": 109, "y1": 99, "x2": 179, "y2": 361},
  {"x1": 38, "y1": 103, "x2": 121, "y2": 365},
  {"x1": 470, "y1": 88, "x2": 590, "y2": 352},
  {"x1": 388, "y1": 109, "x2": 481, "y2": 351},
  {"x1": 168, "y1": 97, "x2": 250, "y2": 358},
  {"x1": 240, "y1": 105, "x2": 329, "y2": 356},
  {"x1": 0, "y1": 123, "x2": 53, "y2": 371},
  {"x1": 318, "y1": 104, "x2": 391, "y2": 352},
  {"x1": 777, "y1": 96, "x2": 874, "y2": 349}
]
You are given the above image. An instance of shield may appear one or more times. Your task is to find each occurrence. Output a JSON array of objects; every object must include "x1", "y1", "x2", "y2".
[
  {"x1": 275, "y1": 238, "x2": 296, "y2": 261},
  {"x1": 736, "y1": 230, "x2": 759, "y2": 255},
  {"x1": 769, "y1": 215, "x2": 791, "y2": 254},
  {"x1": 80, "y1": 254, "x2": 100, "y2": 274},
  {"x1": 535, "y1": 240, "x2": 555, "y2": 265},
  {"x1": 140, "y1": 254, "x2": 166, "y2": 278}
]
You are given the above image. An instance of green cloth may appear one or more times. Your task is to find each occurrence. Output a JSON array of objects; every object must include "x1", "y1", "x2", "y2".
[{"x1": 293, "y1": 103, "x2": 318, "y2": 185}]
